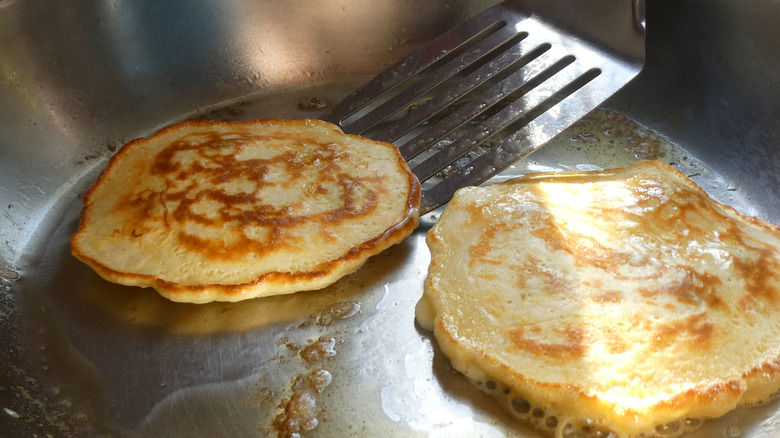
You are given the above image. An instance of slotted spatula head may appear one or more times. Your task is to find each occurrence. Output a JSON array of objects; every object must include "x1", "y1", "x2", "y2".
[{"x1": 323, "y1": 0, "x2": 645, "y2": 214}]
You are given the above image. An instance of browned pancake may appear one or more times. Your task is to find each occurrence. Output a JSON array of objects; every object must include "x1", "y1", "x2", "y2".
[
  {"x1": 71, "y1": 119, "x2": 419, "y2": 303},
  {"x1": 416, "y1": 161, "x2": 780, "y2": 437}
]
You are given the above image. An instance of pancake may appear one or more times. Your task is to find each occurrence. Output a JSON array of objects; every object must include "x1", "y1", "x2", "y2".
[
  {"x1": 71, "y1": 119, "x2": 419, "y2": 303},
  {"x1": 416, "y1": 161, "x2": 780, "y2": 437}
]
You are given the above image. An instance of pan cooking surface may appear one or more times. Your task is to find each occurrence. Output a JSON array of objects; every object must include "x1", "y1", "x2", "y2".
[
  {"x1": 3, "y1": 78, "x2": 779, "y2": 437},
  {"x1": 3, "y1": 0, "x2": 780, "y2": 436}
]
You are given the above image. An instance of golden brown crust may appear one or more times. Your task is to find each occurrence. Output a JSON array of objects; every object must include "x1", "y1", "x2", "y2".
[
  {"x1": 418, "y1": 160, "x2": 780, "y2": 437},
  {"x1": 71, "y1": 118, "x2": 419, "y2": 303}
]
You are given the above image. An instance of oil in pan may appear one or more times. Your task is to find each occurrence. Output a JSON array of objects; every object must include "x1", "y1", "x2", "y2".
[{"x1": 6, "y1": 79, "x2": 780, "y2": 438}]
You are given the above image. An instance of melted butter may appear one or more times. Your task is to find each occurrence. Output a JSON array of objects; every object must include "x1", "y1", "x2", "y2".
[
  {"x1": 491, "y1": 108, "x2": 757, "y2": 220},
  {"x1": 52, "y1": 78, "x2": 774, "y2": 437}
]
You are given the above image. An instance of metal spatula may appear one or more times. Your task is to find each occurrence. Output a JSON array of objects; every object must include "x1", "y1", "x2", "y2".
[{"x1": 322, "y1": 0, "x2": 645, "y2": 214}]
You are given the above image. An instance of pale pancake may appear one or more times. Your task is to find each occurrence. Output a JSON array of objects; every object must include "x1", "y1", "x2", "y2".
[
  {"x1": 71, "y1": 119, "x2": 419, "y2": 303},
  {"x1": 416, "y1": 161, "x2": 780, "y2": 437}
]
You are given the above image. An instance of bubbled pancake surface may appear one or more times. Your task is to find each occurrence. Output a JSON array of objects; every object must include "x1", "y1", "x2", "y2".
[
  {"x1": 416, "y1": 161, "x2": 780, "y2": 437},
  {"x1": 71, "y1": 119, "x2": 419, "y2": 303}
]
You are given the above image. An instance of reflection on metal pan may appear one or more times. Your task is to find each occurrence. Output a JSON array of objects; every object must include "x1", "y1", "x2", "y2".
[{"x1": 1, "y1": 0, "x2": 780, "y2": 437}]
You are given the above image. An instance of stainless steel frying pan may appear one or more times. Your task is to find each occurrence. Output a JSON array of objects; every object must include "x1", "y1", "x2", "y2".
[{"x1": 2, "y1": 1, "x2": 780, "y2": 437}]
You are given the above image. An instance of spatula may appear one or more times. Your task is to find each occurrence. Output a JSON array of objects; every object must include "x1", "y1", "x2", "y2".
[{"x1": 322, "y1": 0, "x2": 645, "y2": 214}]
